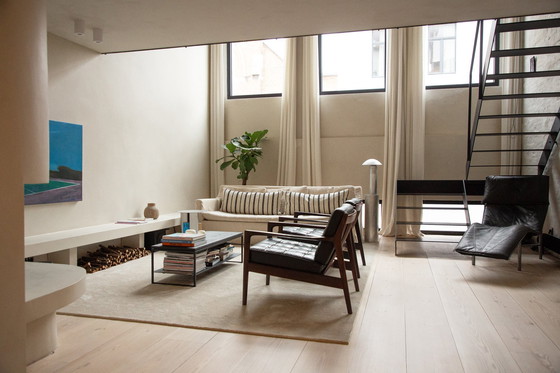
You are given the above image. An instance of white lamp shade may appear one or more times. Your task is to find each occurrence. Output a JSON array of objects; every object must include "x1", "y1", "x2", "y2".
[{"x1": 362, "y1": 158, "x2": 382, "y2": 166}]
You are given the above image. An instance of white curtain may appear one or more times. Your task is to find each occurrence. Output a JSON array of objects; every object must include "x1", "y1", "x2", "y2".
[
  {"x1": 277, "y1": 38, "x2": 298, "y2": 185},
  {"x1": 500, "y1": 18, "x2": 524, "y2": 176},
  {"x1": 301, "y1": 36, "x2": 322, "y2": 185},
  {"x1": 209, "y1": 44, "x2": 227, "y2": 196},
  {"x1": 380, "y1": 27, "x2": 425, "y2": 237}
]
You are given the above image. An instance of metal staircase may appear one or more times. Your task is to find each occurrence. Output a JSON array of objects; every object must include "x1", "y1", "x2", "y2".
[
  {"x1": 394, "y1": 15, "x2": 559, "y2": 254},
  {"x1": 466, "y1": 16, "x2": 560, "y2": 179}
]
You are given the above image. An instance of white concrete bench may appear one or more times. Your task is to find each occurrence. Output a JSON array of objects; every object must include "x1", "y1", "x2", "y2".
[
  {"x1": 25, "y1": 262, "x2": 86, "y2": 364},
  {"x1": 25, "y1": 213, "x2": 181, "y2": 264}
]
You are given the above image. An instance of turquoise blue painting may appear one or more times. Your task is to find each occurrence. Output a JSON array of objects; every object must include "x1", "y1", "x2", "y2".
[{"x1": 24, "y1": 121, "x2": 83, "y2": 205}]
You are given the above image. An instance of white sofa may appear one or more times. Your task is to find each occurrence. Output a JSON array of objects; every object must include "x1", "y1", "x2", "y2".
[{"x1": 195, "y1": 185, "x2": 363, "y2": 235}]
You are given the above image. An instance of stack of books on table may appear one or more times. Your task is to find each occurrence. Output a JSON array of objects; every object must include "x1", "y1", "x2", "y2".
[
  {"x1": 160, "y1": 231, "x2": 206, "y2": 247},
  {"x1": 163, "y1": 251, "x2": 207, "y2": 274}
]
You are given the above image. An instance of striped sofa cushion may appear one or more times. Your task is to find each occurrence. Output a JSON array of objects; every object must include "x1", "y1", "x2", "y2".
[
  {"x1": 220, "y1": 189, "x2": 283, "y2": 215},
  {"x1": 284, "y1": 190, "x2": 349, "y2": 215}
]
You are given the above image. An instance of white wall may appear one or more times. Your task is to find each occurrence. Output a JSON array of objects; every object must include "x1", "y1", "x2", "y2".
[{"x1": 24, "y1": 35, "x2": 210, "y2": 236}]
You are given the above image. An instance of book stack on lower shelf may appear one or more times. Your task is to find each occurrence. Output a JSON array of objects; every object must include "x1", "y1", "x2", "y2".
[
  {"x1": 163, "y1": 251, "x2": 207, "y2": 275},
  {"x1": 220, "y1": 244, "x2": 234, "y2": 261}
]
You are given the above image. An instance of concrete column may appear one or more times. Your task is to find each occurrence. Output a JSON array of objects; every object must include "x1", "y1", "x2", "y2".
[{"x1": 0, "y1": 0, "x2": 49, "y2": 371}]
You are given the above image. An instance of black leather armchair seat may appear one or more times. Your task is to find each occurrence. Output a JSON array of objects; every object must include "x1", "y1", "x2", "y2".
[
  {"x1": 250, "y1": 238, "x2": 329, "y2": 273},
  {"x1": 455, "y1": 175, "x2": 549, "y2": 270}
]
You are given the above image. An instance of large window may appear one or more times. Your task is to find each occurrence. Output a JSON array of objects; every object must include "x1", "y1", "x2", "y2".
[
  {"x1": 228, "y1": 38, "x2": 287, "y2": 98},
  {"x1": 424, "y1": 20, "x2": 496, "y2": 87},
  {"x1": 320, "y1": 30, "x2": 386, "y2": 94},
  {"x1": 427, "y1": 24, "x2": 456, "y2": 74}
]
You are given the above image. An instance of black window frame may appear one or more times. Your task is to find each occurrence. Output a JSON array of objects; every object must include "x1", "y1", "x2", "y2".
[{"x1": 227, "y1": 41, "x2": 284, "y2": 100}]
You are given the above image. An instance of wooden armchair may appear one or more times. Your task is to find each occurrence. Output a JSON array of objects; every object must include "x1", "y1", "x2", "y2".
[
  {"x1": 276, "y1": 198, "x2": 366, "y2": 277},
  {"x1": 242, "y1": 203, "x2": 358, "y2": 314}
]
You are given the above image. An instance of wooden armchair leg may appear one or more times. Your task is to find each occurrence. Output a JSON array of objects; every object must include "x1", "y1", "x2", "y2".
[
  {"x1": 346, "y1": 238, "x2": 360, "y2": 292},
  {"x1": 354, "y1": 223, "x2": 366, "y2": 266},
  {"x1": 242, "y1": 265, "x2": 249, "y2": 305},
  {"x1": 335, "y1": 254, "x2": 353, "y2": 314},
  {"x1": 266, "y1": 274, "x2": 270, "y2": 285}
]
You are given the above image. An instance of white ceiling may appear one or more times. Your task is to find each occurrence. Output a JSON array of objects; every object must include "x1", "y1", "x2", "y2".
[{"x1": 47, "y1": 0, "x2": 560, "y2": 54}]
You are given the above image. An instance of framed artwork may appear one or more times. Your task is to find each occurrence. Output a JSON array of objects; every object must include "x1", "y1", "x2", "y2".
[{"x1": 24, "y1": 120, "x2": 83, "y2": 205}]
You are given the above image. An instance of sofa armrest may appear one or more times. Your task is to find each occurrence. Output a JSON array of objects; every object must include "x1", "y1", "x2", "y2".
[{"x1": 195, "y1": 198, "x2": 220, "y2": 212}]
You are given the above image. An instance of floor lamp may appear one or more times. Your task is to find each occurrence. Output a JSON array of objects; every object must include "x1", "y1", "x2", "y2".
[{"x1": 362, "y1": 159, "x2": 381, "y2": 242}]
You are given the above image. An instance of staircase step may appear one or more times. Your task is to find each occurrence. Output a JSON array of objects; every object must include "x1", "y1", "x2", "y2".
[
  {"x1": 492, "y1": 46, "x2": 560, "y2": 57},
  {"x1": 479, "y1": 113, "x2": 560, "y2": 119},
  {"x1": 488, "y1": 70, "x2": 560, "y2": 80},
  {"x1": 472, "y1": 148, "x2": 545, "y2": 153},
  {"x1": 396, "y1": 221, "x2": 468, "y2": 226},
  {"x1": 483, "y1": 92, "x2": 560, "y2": 100},
  {"x1": 469, "y1": 164, "x2": 540, "y2": 168},
  {"x1": 396, "y1": 206, "x2": 468, "y2": 211},
  {"x1": 476, "y1": 131, "x2": 554, "y2": 137},
  {"x1": 496, "y1": 18, "x2": 560, "y2": 33},
  {"x1": 396, "y1": 180, "x2": 485, "y2": 196}
]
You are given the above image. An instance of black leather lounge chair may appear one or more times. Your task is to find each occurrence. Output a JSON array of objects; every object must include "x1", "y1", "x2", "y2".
[
  {"x1": 242, "y1": 203, "x2": 358, "y2": 314},
  {"x1": 455, "y1": 175, "x2": 549, "y2": 271}
]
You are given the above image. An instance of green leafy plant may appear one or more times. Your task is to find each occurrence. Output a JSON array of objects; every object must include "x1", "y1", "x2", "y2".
[{"x1": 216, "y1": 129, "x2": 268, "y2": 185}]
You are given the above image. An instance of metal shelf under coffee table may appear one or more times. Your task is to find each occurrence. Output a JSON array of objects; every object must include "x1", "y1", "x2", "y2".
[{"x1": 151, "y1": 230, "x2": 242, "y2": 286}]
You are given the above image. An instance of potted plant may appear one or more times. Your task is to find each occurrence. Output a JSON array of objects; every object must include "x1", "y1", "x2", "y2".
[{"x1": 216, "y1": 129, "x2": 268, "y2": 185}]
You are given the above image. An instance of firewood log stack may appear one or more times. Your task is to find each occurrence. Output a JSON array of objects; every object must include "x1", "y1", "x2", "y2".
[{"x1": 78, "y1": 245, "x2": 150, "y2": 273}]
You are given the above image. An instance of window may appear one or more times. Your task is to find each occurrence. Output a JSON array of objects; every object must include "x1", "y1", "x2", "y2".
[
  {"x1": 320, "y1": 30, "x2": 386, "y2": 93},
  {"x1": 427, "y1": 24, "x2": 456, "y2": 74},
  {"x1": 424, "y1": 20, "x2": 496, "y2": 87},
  {"x1": 228, "y1": 38, "x2": 287, "y2": 98}
]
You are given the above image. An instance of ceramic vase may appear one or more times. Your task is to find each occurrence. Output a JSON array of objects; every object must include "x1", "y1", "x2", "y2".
[{"x1": 144, "y1": 203, "x2": 159, "y2": 219}]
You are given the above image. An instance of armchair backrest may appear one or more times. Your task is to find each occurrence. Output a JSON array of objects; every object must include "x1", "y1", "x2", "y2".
[
  {"x1": 314, "y1": 203, "x2": 357, "y2": 265},
  {"x1": 482, "y1": 175, "x2": 549, "y2": 232}
]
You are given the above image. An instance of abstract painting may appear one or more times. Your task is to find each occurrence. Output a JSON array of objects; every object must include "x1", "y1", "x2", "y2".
[{"x1": 24, "y1": 120, "x2": 83, "y2": 205}]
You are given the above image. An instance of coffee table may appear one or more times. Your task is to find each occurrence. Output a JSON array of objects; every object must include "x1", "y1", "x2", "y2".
[{"x1": 151, "y1": 230, "x2": 242, "y2": 286}]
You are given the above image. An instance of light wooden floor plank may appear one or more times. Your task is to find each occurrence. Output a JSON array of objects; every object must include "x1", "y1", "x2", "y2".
[
  {"x1": 27, "y1": 316, "x2": 135, "y2": 372},
  {"x1": 346, "y1": 242, "x2": 407, "y2": 373},
  {"x1": 54, "y1": 321, "x2": 180, "y2": 372},
  {"x1": 427, "y1": 249, "x2": 523, "y2": 373},
  {"x1": 402, "y1": 256, "x2": 464, "y2": 373},
  {"x1": 174, "y1": 332, "x2": 305, "y2": 373},
  {"x1": 457, "y1": 261, "x2": 560, "y2": 372}
]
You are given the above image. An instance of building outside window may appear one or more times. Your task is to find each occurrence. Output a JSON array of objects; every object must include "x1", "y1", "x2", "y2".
[
  {"x1": 320, "y1": 30, "x2": 386, "y2": 93},
  {"x1": 427, "y1": 23, "x2": 456, "y2": 75},
  {"x1": 228, "y1": 38, "x2": 286, "y2": 98},
  {"x1": 424, "y1": 20, "x2": 496, "y2": 87}
]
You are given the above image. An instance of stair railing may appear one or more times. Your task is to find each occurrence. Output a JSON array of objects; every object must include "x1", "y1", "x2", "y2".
[{"x1": 466, "y1": 19, "x2": 498, "y2": 179}]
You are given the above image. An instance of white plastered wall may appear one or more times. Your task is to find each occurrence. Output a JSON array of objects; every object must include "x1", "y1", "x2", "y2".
[{"x1": 24, "y1": 35, "x2": 210, "y2": 236}]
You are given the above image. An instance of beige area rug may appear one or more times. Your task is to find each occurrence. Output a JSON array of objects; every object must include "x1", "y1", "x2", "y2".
[{"x1": 60, "y1": 247, "x2": 375, "y2": 344}]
